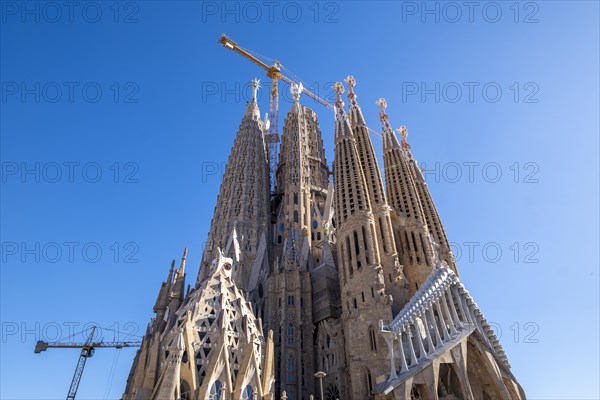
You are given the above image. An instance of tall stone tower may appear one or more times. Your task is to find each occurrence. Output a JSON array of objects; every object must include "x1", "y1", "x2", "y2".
[
  {"x1": 378, "y1": 99, "x2": 436, "y2": 295},
  {"x1": 198, "y1": 79, "x2": 271, "y2": 292},
  {"x1": 399, "y1": 125, "x2": 458, "y2": 274},
  {"x1": 261, "y1": 83, "x2": 341, "y2": 400},
  {"x1": 345, "y1": 77, "x2": 409, "y2": 313},
  {"x1": 331, "y1": 82, "x2": 394, "y2": 399}
]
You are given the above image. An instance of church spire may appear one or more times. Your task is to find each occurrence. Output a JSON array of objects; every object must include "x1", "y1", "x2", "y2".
[
  {"x1": 178, "y1": 247, "x2": 187, "y2": 274},
  {"x1": 377, "y1": 98, "x2": 401, "y2": 150},
  {"x1": 332, "y1": 82, "x2": 393, "y2": 399},
  {"x1": 167, "y1": 248, "x2": 188, "y2": 314},
  {"x1": 268, "y1": 82, "x2": 330, "y2": 398},
  {"x1": 378, "y1": 98, "x2": 423, "y2": 223},
  {"x1": 199, "y1": 83, "x2": 270, "y2": 289},
  {"x1": 346, "y1": 79, "x2": 387, "y2": 209},
  {"x1": 334, "y1": 82, "x2": 352, "y2": 141},
  {"x1": 152, "y1": 259, "x2": 175, "y2": 318},
  {"x1": 346, "y1": 81, "x2": 405, "y2": 311},
  {"x1": 167, "y1": 259, "x2": 175, "y2": 283},
  {"x1": 172, "y1": 248, "x2": 187, "y2": 292},
  {"x1": 378, "y1": 98, "x2": 435, "y2": 295},
  {"x1": 396, "y1": 125, "x2": 458, "y2": 274},
  {"x1": 244, "y1": 78, "x2": 261, "y2": 120},
  {"x1": 333, "y1": 81, "x2": 372, "y2": 223}
]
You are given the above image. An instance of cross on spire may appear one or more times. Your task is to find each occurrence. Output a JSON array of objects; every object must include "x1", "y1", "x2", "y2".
[
  {"x1": 396, "y1": 126, "x2": 411, "y2": 153},
  {"x1": 251, "y1": 78, "x2": 260, "y2": 102},
  {"x1": 334, "y1": 82, "x2": 345, "y2": 108},
  {"x1": 334, "y1": 82, "x2": 346, "y2": 123},
  {"x1": 376, "y1": 98, "x2": 393, "y2": 134},
  {"x1": 290, "y1": 82, "x2": 303, "y2": 102},
  {"x1": 345, "y1": 75, "x2": 356, "y2": 100}
]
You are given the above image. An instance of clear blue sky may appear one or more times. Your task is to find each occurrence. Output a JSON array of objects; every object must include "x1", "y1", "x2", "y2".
[{"x1": 1, "y1": 1, "x2": 598, "y2": 398}]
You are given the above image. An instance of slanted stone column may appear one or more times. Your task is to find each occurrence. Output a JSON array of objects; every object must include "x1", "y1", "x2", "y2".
[
  {"x1": 398, "y1": 333, "x2": 409, "y2": 373},
  {"x1": 441, "y1": 292, "x2": 458, "y2": 335},
  {"x1": 428, "y1": 306, "x2": 443, "y2": 347},
  {"x1": 413, "y1": 323, "x2": 427, "y2": 360},
  {"x1": 380, "y1": 326, "x2": 399, "y2": 381},
  {"x1": 420, "y1": 308, "x2": 435, "y2": 352},
  {"x1": 406, "y1": 328, "x2": 418, "y2": 366},
  {"x1": 434, "y1": 299, "x2": 450, "y2": 340}
]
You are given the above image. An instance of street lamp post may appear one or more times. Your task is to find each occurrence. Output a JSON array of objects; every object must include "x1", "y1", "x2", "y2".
[{"x1": 314, "y1": 371, "x2": 326, "y2": 400}]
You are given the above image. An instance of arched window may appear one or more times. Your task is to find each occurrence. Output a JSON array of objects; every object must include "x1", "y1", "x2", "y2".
[
  {"x1": 369, "y1": 326, "x2": 377, "y2": 352},
  {"x1": 294, "y1": 211, "x2": 299, "y2": 223},
  {"x1": 378, "y1": 217, "x2": 387, "y2": 253},
  {"x1": 180, "y1": 380, "x2": 192, "y2": 400},
  {"x1": 326, "y1": 384, "x2": 341, "y2": 400},
  {"x1": 362, "y1": 226, "x2": 370, "y2": 265},
  {"x1": 346, "y1": 237, "x2": 353, "y2": 276},
  {"x1": 287, "y1": 323, "x2": 295, "y2": 345},
  {"x1": 241, "y1": 385, "x2": 254, "y2": 400},
  {"x1": 209, "y1": 380, "x2": 223, "y2": 400},
  {"x1": 365, "y1": 369, "x2": 373, "y2": 395},
  {"x1": 287, "y1": 354, "x2": 296, "y2": 382}
]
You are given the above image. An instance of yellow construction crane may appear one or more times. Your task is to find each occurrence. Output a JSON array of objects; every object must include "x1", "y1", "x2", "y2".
[
  {"x1": 34, "y1": 326, "x2": 141, "y2": 400},
  {"x1": 218, "y1": 34, "x2": 381, "y2": 191}
]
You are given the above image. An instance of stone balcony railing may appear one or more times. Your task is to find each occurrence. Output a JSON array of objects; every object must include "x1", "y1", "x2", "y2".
[{"x1": 378, "y1": 267, "x2": 509, "y2": 389}]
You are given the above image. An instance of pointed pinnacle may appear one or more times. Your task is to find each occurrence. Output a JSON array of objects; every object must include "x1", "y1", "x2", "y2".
[
  {"x1": 334, "y1": 82, "x2": 345, "y2": 107},
  {"x1": 376, "y1": 98, "x2": 388, "y2": 116},
  {"x1": 345, "y1": 75, "x2": 356, "y2": 89},
  {"x1": 376, "y1": 98, "x2": 392, "y2": 129},
  {"x1": 250, "y1": 78, "x2": 260, "y2": 102},
  {"x1": 167, "y1": 259, "x2": 175, "y2": 283},
  {"x1": 345, "y1": 76, "x2": 357, "y2": 100},
  {"x1": 397, "y1": 126, "x2": 408, "y2": 140},
  {"x1": 345, "y1": 76, "x2": 366, "y2": 126},
  {"x1": 396, "y1": 126, "x2": 411, "y2": 153},
  {"x1": 290, "y1": 82, "x2": 303, "y2": 102}
]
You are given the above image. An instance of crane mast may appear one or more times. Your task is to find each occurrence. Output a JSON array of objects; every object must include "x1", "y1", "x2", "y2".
[
  {"x1": 34, "y1": 326, "x2": 141, "y2": 400},
  {"x1": 66, "y1": 327, "x2": 95, "y2": 400},
  {"x1": 266, "y1": 77, "x2": 280, "y2": 193}
]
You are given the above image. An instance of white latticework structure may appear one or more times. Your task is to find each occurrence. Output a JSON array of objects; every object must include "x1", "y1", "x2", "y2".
[{"x1": 123, "y1": 249, "x2": 274, "y2": 400}]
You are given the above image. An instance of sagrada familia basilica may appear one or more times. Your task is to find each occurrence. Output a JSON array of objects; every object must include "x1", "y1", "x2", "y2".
[{"x1": 122, "y1": 78, "x2": 525, "y2": 400}]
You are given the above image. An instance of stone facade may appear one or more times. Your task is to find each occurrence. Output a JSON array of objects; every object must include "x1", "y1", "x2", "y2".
[{"x1": 123, "y1": 78, "x2": 525, "y2": 400}]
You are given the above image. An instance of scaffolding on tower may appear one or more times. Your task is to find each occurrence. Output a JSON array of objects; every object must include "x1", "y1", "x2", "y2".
[{"x1": 265, "y1": 76, "x2": 280, "y2": 194}]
